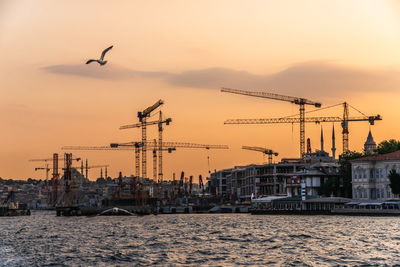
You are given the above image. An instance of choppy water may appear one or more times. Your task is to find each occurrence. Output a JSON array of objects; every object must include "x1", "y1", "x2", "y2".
[{"x1": 1, "y1": 211, "x2": 400, "y2": 266}]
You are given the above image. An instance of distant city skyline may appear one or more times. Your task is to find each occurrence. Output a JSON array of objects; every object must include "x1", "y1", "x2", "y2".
[{"x1": 1, "y1": 0, "x2": 400, "y2": 180}]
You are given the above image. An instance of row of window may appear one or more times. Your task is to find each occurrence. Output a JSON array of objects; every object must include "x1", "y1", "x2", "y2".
[
  {"x1": 353, "y1": 168, "x2": 399, "y2": 180},
  {"x1": 353, "y1": 187, "x2": 391, "y2": 199}
]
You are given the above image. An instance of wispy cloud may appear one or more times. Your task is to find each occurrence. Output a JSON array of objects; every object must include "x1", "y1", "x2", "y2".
[
  {"x1": 42, "y1": 64, "x2": 171, "y2": 80},
  {"x1": 168, "y1": 62, "x2": 400, "y2": 97},
  {"x1": 42, "y1": 62, "x2": 400, "y2": 97}
]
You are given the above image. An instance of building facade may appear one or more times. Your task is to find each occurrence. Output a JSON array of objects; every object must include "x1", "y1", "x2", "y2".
[
  {"x1": 351, "y1": 150, "x2": 400, "y2": 201},
  {"x1": 208, "y1": 151, "x2": 340, "y2": 203}
]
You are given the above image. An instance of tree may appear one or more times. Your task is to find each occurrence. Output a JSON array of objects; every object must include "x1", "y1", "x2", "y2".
[
  {"x1": 388, "y1": 169, "x2": 400, "y2": 195},
  {"x1": 377, "y1": 139, "x2": 400, "y2": 155},
  {"x1": 338, "y1": 151, "x2": 364, "y2": 198},
  {"x1": 318, "y1": 151, "x2": 364, "y2": 198},
  {"x1": 318, "y1": 177, "x2": 338, "y2": 197}
]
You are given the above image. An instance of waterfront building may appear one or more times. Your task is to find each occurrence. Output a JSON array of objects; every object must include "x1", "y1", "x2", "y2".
[
  {"x1": 208, "y1": 150, "x2": 340, "y2": 203},
  {"x1": 351, "y1": 150, "x2": 400, "y2": 201},
  {"x1": 208, "y1": 168, "x2": 235, "y2": 197},
  {"x1": 287, "y1": 152, "x2": 339, "y2": 197}
]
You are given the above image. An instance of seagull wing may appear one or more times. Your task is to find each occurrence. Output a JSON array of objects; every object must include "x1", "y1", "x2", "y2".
[
  {"x1": 86, "y1": 59, "x2": 98, "y2": 64},
  {"x1": 100, "y1": 45, "x2": 113, "y2": 60}
]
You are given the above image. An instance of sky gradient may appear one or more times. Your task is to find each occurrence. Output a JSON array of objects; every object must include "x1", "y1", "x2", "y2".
[{"x1": 1, "y1": 0, "x2": 400, "y2": 180}]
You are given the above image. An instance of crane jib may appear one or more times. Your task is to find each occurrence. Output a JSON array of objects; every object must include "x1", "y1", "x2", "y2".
[{"x1": 221, "y1": 87, "x2": 321, "y2": 107}]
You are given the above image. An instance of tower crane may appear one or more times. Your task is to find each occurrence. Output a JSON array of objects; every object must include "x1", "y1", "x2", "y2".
[
  {"x1": 63, "y1": 143, "x2": 144, "y2": 177},
  {"x1": 151, "y1": 139, "x2": 176, "y2": 182},
  {"x1": 278, "y1": 102, "x2": 381, "y2": 154},
  {"x1": 112, "y1": 141, "x2": 228, "y2": 149},
  {"x1": 30, "y1": 153, "x2": 80, "y2": 206},
  {"x1": 111, "y1": 141, "x2": 176, "y2": 179},
  {"x1": 242, "y1": 146, "x2": 278, "y2": 164},
  {"x1": 225, "y1": 113, "x2": 382, "y2": 154},
  {"x1": 34, "y1": 166, "x2": 51, "y2": 204},
  {"x1": 198, "y1": 175, "x2": 205, "y2": 196},
  {"x1": 112, "y1": 142, "x2": 143, "y2": 177},
  {"x1": 63, "y1": 141, "x2": 228, "y2": 183},
  {"x1": 34, "y1": 166, "x2": 51, "y2": 180},
  {"x1": 62, "y1": 142, "x2": 175, "y2": 178},
  {"x1": 120, "y1": 110, "x2": 172, "y2": 181},
  {"x1": 222, "y1": 87, "x2": 321, "y2": 158},
  {"x1": 110, "y1": 141, "x2": 228, "y2": 181},
  {"x1": 123, "y1": 100, "x2": 164, "y2": 179},
  {"x1": 158, "y1": 111, "x2": 171, "y2": 182}
]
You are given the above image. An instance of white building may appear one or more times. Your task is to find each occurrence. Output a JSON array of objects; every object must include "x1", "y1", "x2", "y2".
[{"x1": 351, "y1": 150, "x2": 400, "y2": 201}]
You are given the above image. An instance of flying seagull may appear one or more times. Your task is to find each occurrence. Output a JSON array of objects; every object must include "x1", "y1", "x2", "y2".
[{"x1": 86, "y1": 45, "x2": 113, "y2": 65}]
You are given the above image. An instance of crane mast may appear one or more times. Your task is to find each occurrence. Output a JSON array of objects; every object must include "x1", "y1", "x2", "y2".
[
  {"x1": 158, "y1": 111, "x2": 172, "y2": 182},
  {"x1": 136, "y1": 99, "x2": 164, "y2": 178},
  {"x1": 152, "y1": 139, "x2": 157, "y2": 181},
  {"x1": 222, "y1": 87, "x2": 321, "y2": 158},
  {"x1": 342, "y1": 102, "x2": 349, "y2": 153},
  {"x1": 134, "y1": 142, "x2": 142, "y2": 177},
  {"x1": 52, "y1": 153, "x2": 59, "y2": 207},
  {"x1": 120, "y1": 110, "x2": 171, "y2": 180}
]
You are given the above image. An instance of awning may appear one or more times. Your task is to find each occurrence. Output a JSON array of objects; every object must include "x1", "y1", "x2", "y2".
[
  {"x1": 358, "y1": 202, "x2": 383, "y2": 206},
  {"x1": 383, "y1": 201, "x2": 400, "y2": 205},
  {"x1": 251, "y1": 196, "x2": 288, "y2": 203}
]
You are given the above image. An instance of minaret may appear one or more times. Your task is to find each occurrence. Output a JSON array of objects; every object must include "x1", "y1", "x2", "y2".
[
  {"x1": 80, "y1": 161, "x2": 84, "y2": 178},
  {"x1": 331, "y1": 125, "x2": 336, "y2": 159},
  {"x1": 85, "y1": 159, "x2": 88, "y2": 180},
  {"x1": 320, "y1": 126, "x2": 324, "y2": 151},
  {"x1": 100, "y1": 168, "x2": 103, "y2": 179},
  {"x1": 364, "y1": 129, "x2": 377, "y2": 154}
]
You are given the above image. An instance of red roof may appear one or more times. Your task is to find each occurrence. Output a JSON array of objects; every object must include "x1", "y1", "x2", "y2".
[{"x1": 352, "y1": 150, "x2": 400, "y2": 162}]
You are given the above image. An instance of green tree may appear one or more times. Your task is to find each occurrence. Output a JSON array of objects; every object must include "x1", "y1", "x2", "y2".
[
  {"x1": 377, "y1": 139, "x2": 400, "y2": 154},
  {"x1": 388, "y1": 169, "x2": 400, "y2": 195},
  {"x1": 318, "y1": 151, "x2": 363, "y2": 198},
  {"x1": 318, "y1": 177, "x2": 338, "y2": 197},
  {"x1": 338, "y1": 151, "x2": 364, "y2": 198}
]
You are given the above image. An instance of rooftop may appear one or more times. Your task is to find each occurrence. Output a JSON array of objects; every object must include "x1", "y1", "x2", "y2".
[
  {"x1": 352, "y1": 150, "x2": 400, "y2": 162},
  {"x1": 365, "y1": 130, "x2": 376, "y2": 145}
]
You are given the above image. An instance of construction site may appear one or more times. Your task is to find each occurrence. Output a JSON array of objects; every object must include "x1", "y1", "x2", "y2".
[{"x1": 24, "y1": 88, "x2": 382, "y2": 216}]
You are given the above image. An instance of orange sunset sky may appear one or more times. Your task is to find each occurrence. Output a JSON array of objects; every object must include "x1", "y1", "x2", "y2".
[{"x1": 1, "y1": 0, "x2": 400, "y2": 180}]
